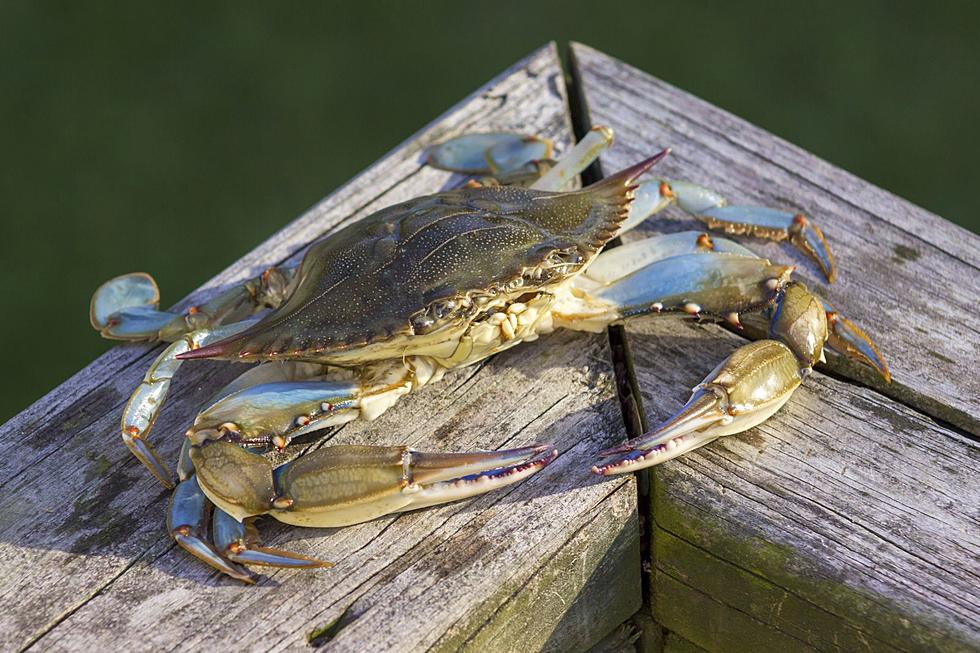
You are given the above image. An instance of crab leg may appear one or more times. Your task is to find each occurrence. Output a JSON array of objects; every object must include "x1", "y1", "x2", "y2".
[
  {"x1": 591, "y1": 278, "x2": 888, "y2": 472},
  {"x1": 186, "y1": 376, "x2": 362, "y2": 450},
  {"x1": 594, "y1": 339, "x2": 803, "y2": 474},
  {"x1": 619, "y1": 178, "x2": 836, "y2": 283},
  {"x1": 426, "y1": 133, "x2": 553, "y2": 176},
  {"x1": 122, "y1": 319, "x2": 260, "y2": 487},
  {"x1": 580, "y1": 234, "x2": 888, "y2": 382},
  {"x1": 184, "y1": 359, "x2": 437, "y2": 454},
  {"x1": 556, "y1": 252, "x2": 794, "y2": 333},
  {"x1": 530, "y1": 126, "x2": 615, "y2": 192},
  {"x1": 90, "y1": 266, "x2": 296, "y2": 342},
  {"x1": 211, "y1": 509, "x2": 333, "y2": 569},
  {"x1": 177, "y1": 441, "x2": 552, "y2": 581},
  {"x1": 821, "y1": 298, "x2": 891, "y2": 382},
  {"x1": 582, "y1": 231, "x2": 757, "y2": 286},
  {"x1": 168, "y1": 475, "x2": 255, "y2": 582},
  {"x1": 191, "y1": 441, "x2": 557, "y2": 531}
]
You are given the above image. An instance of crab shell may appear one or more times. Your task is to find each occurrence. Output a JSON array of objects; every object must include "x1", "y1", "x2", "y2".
[{"x1": 180, "y1": 156, "x2": 663, "y2": 369}]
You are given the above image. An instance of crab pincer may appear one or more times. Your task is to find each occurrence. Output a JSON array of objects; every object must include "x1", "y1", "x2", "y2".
[
  {"x1": 593, "y1": 339, "x2": 803, "y2": 474},
  {"x1": 168, "y1": 441, "x2": 555, "y2": 579},
  {"x1": 191, "y1": 441, "x2": 557, "y2": 527},
  {"x1": 592, "y1": 279, "x2": 889, "y2": 474}
]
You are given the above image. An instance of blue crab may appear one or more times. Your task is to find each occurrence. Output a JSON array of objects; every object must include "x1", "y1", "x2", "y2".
[{"x1": 89, "y1": 126, "x2": 888, "y2": 581}]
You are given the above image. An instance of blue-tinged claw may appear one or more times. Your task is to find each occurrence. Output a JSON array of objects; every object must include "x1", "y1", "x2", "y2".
[
  {"x1": 186, "y1": 378, "x2": 361, "y2": 450},
  {"x1": 696, "y1": 206, "x2": 837, "y2": 283},
  {"x1": 427, "y1": 133, "x2": 549, "y2": 175},
  {"x1": 212, "y1": 509, "x2": 333, "y2": 569},
  {"x1": 822, "y1": 300, "x2": 891, "y2": 383},
  {"x1": 168, "y1": 476, "x2": 255, "y2": 583}
]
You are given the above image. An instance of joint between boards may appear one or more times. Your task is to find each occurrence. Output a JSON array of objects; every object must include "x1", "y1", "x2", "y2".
[{"x1": 562, "y1": 41, "x2": 656, "y2": 635}]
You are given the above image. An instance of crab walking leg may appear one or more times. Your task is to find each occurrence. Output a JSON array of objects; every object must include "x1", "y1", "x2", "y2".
[
  {"x1": 168, "y1": 474, "x2": 255, "y2": 582},
  {"x1": 530, "y1": 126, "x2": 616, "y2": 192},
  {"x1": 191, "y1": 441, "x2": 558, "y2": 530},
  {"x1": 617, "y1": 179, "x2": 679, "y2": 235},
  {"x1": 212, "y1": 508, "x2": 333, "y2": 569},
  {"x1": 426, "y1": 133, "x2": 553, "y2": 176},
  {"x1": 556, "y1": 252, "x2": 794, "y2": 333},
  {"x1": 122, "y1": 318, "x2": 260, "y2": 487},
  {"x1": 185, "y1": 358, "x2": 440, "y2": 452},
  {"x1": 591, "y1": 280, "x2": 888, "y2": 473},
  {"x1": 579, "y1": 231, "x2": 888, "y2": 381},
  {"x1": 619, "y1": 178, "x2": 836, "y2": 283},
  {"x1": 593, "y1": 340, "x2": 803, "y2": 474},
  {"x1": 90, "y1": 265, "x2": 297, "y2": 342}
]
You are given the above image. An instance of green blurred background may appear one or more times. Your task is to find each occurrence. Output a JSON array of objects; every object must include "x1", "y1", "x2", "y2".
[{"x1": 2, "y1": 2, "x2": 977, "y2": 421}]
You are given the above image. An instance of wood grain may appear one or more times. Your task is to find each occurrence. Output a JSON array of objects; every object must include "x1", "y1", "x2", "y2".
[
  {"x1": 0, "y1": 44, "x2": 640, "y2": 653},
  {"x1": 571, "y1": 42, "x2": 980, "y2": 652}
]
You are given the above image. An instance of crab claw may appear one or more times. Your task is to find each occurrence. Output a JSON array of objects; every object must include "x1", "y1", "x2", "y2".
[
  {"x1": 387, "y1": 444, "x2": 558, "y2": 512},
  {"x1": 822, "y1": 300, "x2": 891, "y2": 383},
  {"x1": 593, "y1": 340, "x2": 803, "y2": 474},
  {"x1": 212, "y1": 509, "x2": 332, "y2": 569},
  {"x1": 190, "y1": 441, "x2": 556, "y2": 529},
  {"x1": 168, "y1": 476, "x2": 255, "y2": 583},
  {"x1": 185, "y1": 377, "x2": 361, "y2": 450}
]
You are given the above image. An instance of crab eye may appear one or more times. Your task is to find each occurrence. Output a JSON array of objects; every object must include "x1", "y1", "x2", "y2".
[
  {"x1": 431, "y1": 300, "x2": 456, "y2": 320},
  {"x1": 411, "y1": 314, "x2": 435, "y2": 333}
]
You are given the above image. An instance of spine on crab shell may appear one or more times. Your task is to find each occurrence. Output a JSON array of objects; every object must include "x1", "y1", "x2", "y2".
[
  {"x1": 572, "y1": 149, "x2": 671, "y2": 250},
  {"x1": 585, "y1": 149, "x2": 671, "y2": 199}
]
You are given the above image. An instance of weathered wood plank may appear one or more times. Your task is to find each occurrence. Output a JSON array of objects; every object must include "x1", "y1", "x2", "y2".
[
  {"x1": 571, "y1": 42, "x2": 980, "y2": 653},
  {"x1": 570, "y1": 43, "x2": 980, "y2": 435},
  {"x1": 0, "y1": 44, "x2": 640, "y2": 652}
]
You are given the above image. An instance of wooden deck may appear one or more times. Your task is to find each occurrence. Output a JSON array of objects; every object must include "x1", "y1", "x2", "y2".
[{"x1": 0, "y1": 42, "x2": 976, "y2": 652}]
